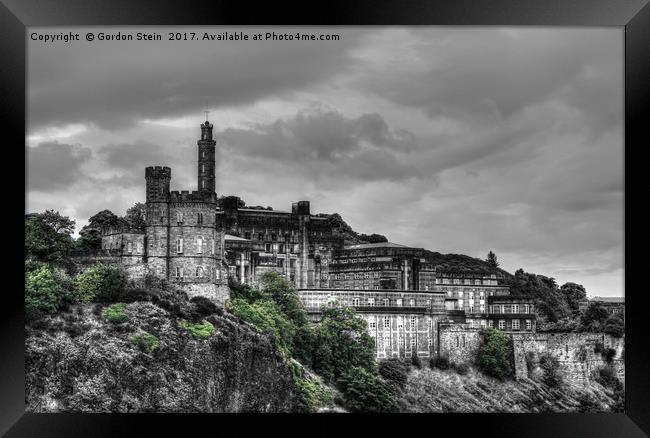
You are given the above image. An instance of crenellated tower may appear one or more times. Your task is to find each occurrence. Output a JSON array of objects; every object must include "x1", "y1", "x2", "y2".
[{"x1": 198, "y1": 119, "x2": 216, "y2": 194}]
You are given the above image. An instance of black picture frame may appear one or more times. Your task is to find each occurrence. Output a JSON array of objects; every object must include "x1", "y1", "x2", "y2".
[{"x1": 2, "y1": 0, "x2": 648, "y2": 436}]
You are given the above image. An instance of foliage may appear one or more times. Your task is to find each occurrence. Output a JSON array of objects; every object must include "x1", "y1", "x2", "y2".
[
  {"x1": 560, "y1": 282, "x2": 587, "y2": 315},
  {"x1": 506, "y1": 269, "x2": 572, "y2": 323},
  {"x1": 129, "y1": 331, "x2": 159, "y2": 353},
  {"x1": 433, "y1": 355, "x2": 450, "y2": 370},
  {"x1": 595, "y1": 366, "x2": 623, "y2": 391},
  {"x1": 261, "y1": 272, "x2": 309, "y2": 327},
  {"x1": 287, "y1": 361, "x2": 334, "y2": 412},
  {"x1": 310, "y1": 304, "x2": 376, "y2": 382},
  {"x1": 453, "y1": 362, "x2": 470, "y2": 375},
  {"x1": 538, "y1": 353, "x2": 562, "y2": 387},
  {"x1": 538, "y1": 317, "x2": 580, "y2": 333},
  {"x1": 38, "y1": 210, "x2": 76, "y2": 235},
  {"x1": 229, "y1": 282, "x2": 265, "y2": 303},
  {"x1": 25, "y1": 265, "x2": 69, "y2": 314},
  {"x1": 604, "y1": 315, "x2": 624, "y2": 338},
  {"x1": 338, "y1": 367, "x2": 398, "y2": 413},
  {"x1": 477, "y1": 327, "x2": 513, "y2": 380},
  {"x1": 357, "y1": 233, "x2": 388, "y2": 243},
  {"x1": 602, "y1": 348, "x2": 616, "y2": 363},
  {"x1": 102, "y1": 303, "x2": 128, "y2": 323},
  {"x1": 190, "y1": 296, "x2": 218, "y2": 318},
  {"x1": 179, "y1": 319, "x2": 215, "y2": 339},
  {"x1": 25, "y1": 216, "x2": 75, "y2": 263},
  {"x1": 580, "y1": 302, "x2": 609, "y2": 332},
  {"x1": 486, "y1": 250, "x2": 499, "y2": 268},
  {"x1": 124, "y1": 202, "x2": 146, "y2": 230},
  {"x1": 226, "y1": 298, "x2": 295, "y2": 354},
  {"x1": 378, "y1": 359, "x2": 409, "y2": 390},
  {"x1": 72, "y1": 264, "x2": 126, "y2": 303}
]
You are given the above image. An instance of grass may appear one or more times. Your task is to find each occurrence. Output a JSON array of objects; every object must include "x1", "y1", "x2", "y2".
[
  {"x1": 179, "y1": 319, "x2": 215, "y2": 339},
  {"x1": 129, "y1": 331, "x2": 158, "y2": 353},
  {"x1": 102, "y1": 303, "x2": 128, "y2": 323}
]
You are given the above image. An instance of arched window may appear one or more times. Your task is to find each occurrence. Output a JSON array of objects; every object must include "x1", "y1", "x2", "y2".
[
  {"x1": 196, "y1": 236, "x2": 203, "y2": 254},
  {"x1": 196, "y1": 266, "x2": 204, "y2": 277}
]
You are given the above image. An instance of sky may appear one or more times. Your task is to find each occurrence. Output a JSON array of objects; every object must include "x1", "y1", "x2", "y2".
[{"x1": 26, "y1": 27, "x2": 623, "y2": 298}]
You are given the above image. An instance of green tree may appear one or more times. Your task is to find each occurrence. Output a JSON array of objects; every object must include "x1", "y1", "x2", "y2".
[
  {"x1": 604, "y1": 314, "x2": 624, "y2": 338},
  {"x1": 38, "y1": 210, "x2": 76, "y2": 235},
  {"x1": 25, "y1": 216, "x2": 74, "y2": 262},
  {"x1": 338, "y1": 367, "x2": 398, "y2": 412},
  {"x1": 72, "y1": 264, "x2": 126, "y2": 303},
  {"x1": 311, "y1": 304, "x2": 376, "y2": 381},
  {"x1": 477, "y1": 327, "x2": 513, "y2": 380},
  {"x1": 25, "y1": 264, "x2": 68, "y2": 314},
  {"x1": 261, "y1": 271, "x2": 309, "y2": 327},
  {"x1": 486, "y1": 251, "x2": 499, "y2": 268}
]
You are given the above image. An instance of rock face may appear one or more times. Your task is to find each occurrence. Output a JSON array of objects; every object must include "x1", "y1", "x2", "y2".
[{"x1": 25, "y1": 302, "x2": 301, "y2": 412}]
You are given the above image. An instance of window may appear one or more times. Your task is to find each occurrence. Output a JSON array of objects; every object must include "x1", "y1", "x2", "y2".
[
  {"x1": 367, "y1": 297, "x2": 375, "y2": 306},
  {"x1": 456, "y1": 336, "x2": 459, "y2": 347},
  {"x1": 512, "y1": 319, "x2": 520, "y2": 330},
  {"x1": 177, "y1": 212, "x2": 183, "y2": 224},
  {"x1": 512, "y1": 304, "x2": 519, "y2": 314},
  {"x1": 201, "y1": 164, "x2": 205, "y2": 173},
  {"x1": 197, "y1": 213, "x2": 203, "y2": 224},
  {"x1": 384, "y1": 317, "x2": 390, "y2": 329},
  {"x1": 524, "y1": 304, "x2": 530, "y2": 314},
  {"x1": 383, "y1": 298, "x2": 389, "y2": 306},
  {"x1": 462, "y1": 335, "x2": 466, "y2": 347},
  {"x1": 160, "y1": 216, "x2": 164, "y2": 224},
  {"x1": 215, "y1": 269, "x2": 220, "y2": 280},
  {"x1": 369, "y1": 319, "x2": 376, "y2": 330},
  {"x1": 498, "y1": 320, "x2": 505, "y2": 330},
  {"x1": 410, "y1": 316, "x2": 416, "y2": 329},
  {"x1": 352, "y1": 298, "x2": 360, "y2": 307},
  {"x1": 396, "y1": 299, "x2": 402, "y2": 307},
  {"x1": 127, "y1": 241, "x2": 133, "y2": 253},
  {"x1": 175, "y1": 267, "x2": 183, "y2": 278},
  {"x1": 196, "y1": 236, "x2": 203, "y2": 254},
  {"x1": 176, "y1": 238, "x2": 184, "y2": 253},
  {"x1": 196, "y1": 266, "x2": 204, "y2": 277},
  {"x1": 409, "y1": 298, "x2": 415, "y2": 307},
  {"x1": 526, "y1": 320, "x2": 532, "y2": 330},
  {"x1": 488, "y1": 320, "x2": 494, "y2": 328}
]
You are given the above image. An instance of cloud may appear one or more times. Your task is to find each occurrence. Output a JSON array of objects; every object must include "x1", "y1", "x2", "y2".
[{"x1": 27, "y1": 141, "x2": 92, "y2": 191}]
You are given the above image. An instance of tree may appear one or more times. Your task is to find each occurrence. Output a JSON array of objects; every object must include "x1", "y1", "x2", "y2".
[
  {"x1": 580, "y1": 302, "x2": 609, "y2": 332},
  {"x1": 560, "y1": 282, "x2": 587, "y2": 315},
  {"x1": 486, "y1": 251, "x2": 499, "y2": 268},
  {"x1": 311, "y1": 304, "x2": 376, "y2": 381},
  {"x1": 25, "y1": 264, "x2": 69, "y2": 314},
  {"x1": 604, "y1": 314, "x2": 624, "y2": 338},
  {"x1": 338, "y1": 367, "x2": 398, "y2": 413},
  {"x1": 506, "y1": 269, "x2": 571, "y2": 323},
  {"x1": 25, "y1": 216, "x2": 74, "y2": 262},
  {"x1": 261, "y1": 271, "x2": 309, "y2": 327},
  {"x1": 124, "y1": 202, "x2": 146, "y2": 230},
  {"x1": 72, "y1": 264, "x2": 126, "y2": 303},
  {"x1": 80, "y1": 210, "x2": 122, "y2": 236},
  {"x1": 38, "y1": 210, "x2": 76, "y2": 235},
  {"x1": 378, "y1": 359, "x2": 409, "y2": 390},
  {"x1": 477, "y1": 327, "x2": 513, "y2": 380}
]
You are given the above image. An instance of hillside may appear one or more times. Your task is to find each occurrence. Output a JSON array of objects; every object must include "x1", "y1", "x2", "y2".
[
  {"x1": 398, "y1": 366, "x2": 622, "y2": 413},
  {"x1": 26, "y1": 300, "x2": 302, "y2": 412}
]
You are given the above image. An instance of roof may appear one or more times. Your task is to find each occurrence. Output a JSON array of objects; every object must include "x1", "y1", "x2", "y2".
[
  {"x1": 591, "y1": 296, "x2": 625, "y2": 303},
  {"x1": 224, "y1": 234, "x2": 250, "y2": 241},
  {"x1": 344, "y1": 242, "x2": 416, "y2": 250}
]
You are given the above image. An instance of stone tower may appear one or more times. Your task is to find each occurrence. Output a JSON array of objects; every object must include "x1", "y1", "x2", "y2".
[
  {"x1": 144, "y1": 166, "x2": 172, "y2": 278},
  {"x1": 198, "y1": 119, "x2": 216, "y2": 194}
]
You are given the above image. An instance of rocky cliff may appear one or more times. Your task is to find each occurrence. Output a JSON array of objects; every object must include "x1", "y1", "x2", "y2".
[{"x1": 25, "y1": 301, "x2": 302, "y2": 412}]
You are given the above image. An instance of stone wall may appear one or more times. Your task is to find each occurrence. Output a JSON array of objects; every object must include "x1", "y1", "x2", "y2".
[
  {"x1": 511, "y1": 332, "x2": 624, "y2": 385},
  {"x1": 437, "y1": 323, "x2": 481, "y2": 365},
  {"x1": 181, "y1": 283, "x2": 231, "y2": 307}
]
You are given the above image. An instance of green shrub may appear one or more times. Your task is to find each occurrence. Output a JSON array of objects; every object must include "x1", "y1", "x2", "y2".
[
  {"x1": 129, "y1": 331, "x2": 158, "y2": 353},
  {"x1": 179, "y1": 319, "x2": 215, "y2": 339},
  {"x1": 102, "y1": 303, "x2": 128, "y2": 323},
  {"x1": 477, "y1": 327, "x2": 513, "y2": 380},
  {"x1": 72, "y1": 264, "x2": 126, "y2": 303},
  {"x1": 538, "y1": 353, "x2": 562, "y2": 387},
  {"x1": 25, "y1": 264, "x2": 69, "y2": 314},
  {"x1": 378, "y1": 359, "x2": 409, "y2": 389},
  {"x1": 338, "y1": 366, "x2": 398, "y2": 413}
]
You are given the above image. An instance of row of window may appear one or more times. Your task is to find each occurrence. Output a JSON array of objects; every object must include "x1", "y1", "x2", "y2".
[
  {"x1": 488, "y1": 319, "x2": 533, "y2": 330},
  {"x1": 488, "y1": 304, "x2": 531, "y2": 314},
  {"x1": 173, "y1": 265, "x2": 221, "y2": 279},
  {"x1": 438, "y1": 278, "x2": 498, "y2": 286},
  {"x1": 175, "y1": 237, "x2": 215, "y2": 254}
]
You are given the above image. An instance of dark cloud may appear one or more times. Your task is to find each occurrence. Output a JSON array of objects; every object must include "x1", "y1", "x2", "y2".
[
  {"x1": 27, "y1": 141, "x2": 92, "y2": 191},
  {"x1": 28, "y1": 27, "x2": 370, "y2": 132}
]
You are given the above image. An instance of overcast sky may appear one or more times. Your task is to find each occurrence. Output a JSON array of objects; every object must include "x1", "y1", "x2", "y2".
[{"x1": 26, "y1": 27, "x2": 623, "y2": 297}]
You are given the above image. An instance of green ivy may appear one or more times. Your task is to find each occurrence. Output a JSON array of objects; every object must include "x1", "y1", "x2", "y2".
[
  {"x1": 102, "y1": 303, "x2": 128, "y2": 323},
  {"x1": 179, "y1": 319, "x2": 215, "y2": 339},
  {"x1": 129, "y1": 332, "x2": 158, "y2": 353}
]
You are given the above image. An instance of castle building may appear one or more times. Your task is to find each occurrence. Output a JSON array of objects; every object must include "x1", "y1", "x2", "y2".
[{"x1": 100, "y1": 119, "x2": 536, "y2": 358}]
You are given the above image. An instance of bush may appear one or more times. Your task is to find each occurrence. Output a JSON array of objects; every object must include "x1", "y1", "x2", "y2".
[
  {"x1": 538, "y1": 353, "x2": 562, "y2": 387},
  {"x1": 454, "y1": 363, "x2": 470, "y2": 375},
  {"x1": 477, "y1": 327, "x2": 513, "y2": 380},
  {"x1": 434, "y1": 355, "x2": 450, "y2": 370},
  {"x1": 378, "y1": 359, "x2": 409, "y2": 389},
  {"x1": 101, "y1": 303, "x2": 128, "y2": 323},
  {"x1": 129, "y1": 331, "x2": 158, "y2": 353},
  {"x1": 190, "y1": 295, "x2": 218, "y2": 318},
  {"x1": 580, "y1": 302, "x2": 609, "y2": 332},
  {"x1": 411, "y1": 353, "x2": 422, "y2": 369},
  {"x1": 602, "y1": 347, "x2": 616, "y2": 363},
  {"x1": 179, "y1": 319, "x2": 215, "y2": 339},
  {"x1": 338, "y1": 366, "x2": 398, "y2": 413},
  {"x1": 595, "y1": 365, "x2": 623, "y2": 391},
  {"x1": 25, "y1": 264, "x2": 69, "y2": 314},
  {"x1": 72, "y1": 264, "x2": 126, "y2": 302},
  {"x1": 287, "y1": 361, "x2": 334, "y2": 413}
]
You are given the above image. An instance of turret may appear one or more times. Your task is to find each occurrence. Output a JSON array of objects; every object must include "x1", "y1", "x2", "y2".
[
  {"x1": 145, "y1": 166, "x2": 171, "y2": 202},
  {"x1": 198, "y1": 120, "x2": 216, "y2": 194}
]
